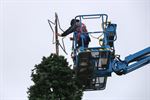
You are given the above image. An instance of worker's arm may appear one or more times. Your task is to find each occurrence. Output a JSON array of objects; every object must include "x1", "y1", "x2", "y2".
[{"x1": 59, "y1": 25, "x2": 76, "y2": 37}]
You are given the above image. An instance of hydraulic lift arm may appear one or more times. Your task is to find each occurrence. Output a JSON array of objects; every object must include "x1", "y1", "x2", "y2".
[{"x1": 112, "y1": 47, "x2": 150, "y2": 75}]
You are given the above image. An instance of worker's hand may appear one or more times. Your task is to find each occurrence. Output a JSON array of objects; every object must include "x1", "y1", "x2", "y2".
[
  {"x1": 56, "y1": 33, "x2": 62, "y2": 37},
  {"x1": 70, "y1": 37, "x2": 74, "y2": 40}
]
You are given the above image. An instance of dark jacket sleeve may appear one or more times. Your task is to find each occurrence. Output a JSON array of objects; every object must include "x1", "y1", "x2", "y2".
[{"x1": 61, "y1": 25, "x2": 76, "y2": 36}]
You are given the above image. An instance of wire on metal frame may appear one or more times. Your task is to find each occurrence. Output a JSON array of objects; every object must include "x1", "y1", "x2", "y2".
[
  {"x1": 48, "y1": 14, "x2": 68, "y2": 55},
  {"x1": 48, "y1": 19, "x2": 55, "y2": 44},
  {"x1": 89, "y1": 32, "x2": 104, "y2": 46}
]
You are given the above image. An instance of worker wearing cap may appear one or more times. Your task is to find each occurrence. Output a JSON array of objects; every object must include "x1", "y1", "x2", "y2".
[{"x1": 57, "y1": 19, "x2": 91, "y2": 48}]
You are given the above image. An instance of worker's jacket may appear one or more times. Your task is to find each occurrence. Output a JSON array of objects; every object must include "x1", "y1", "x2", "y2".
[{"x1": 61, "y1": 22, "x2": 91, "y2": 47}]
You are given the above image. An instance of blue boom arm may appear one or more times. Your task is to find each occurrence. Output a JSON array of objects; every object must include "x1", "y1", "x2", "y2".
[{"x1": 112, "y1": 47, "x2": 150, "y2": 75}]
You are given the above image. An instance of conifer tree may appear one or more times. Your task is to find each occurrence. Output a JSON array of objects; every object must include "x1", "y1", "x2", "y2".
[{"x1": 27, "y1": 54, "x2": 83, "y2": 100}]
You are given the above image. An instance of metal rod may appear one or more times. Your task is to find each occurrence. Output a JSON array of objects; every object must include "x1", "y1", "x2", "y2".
[{"x1": 55, "y1": 13, "x2": 59, "y2": 55}]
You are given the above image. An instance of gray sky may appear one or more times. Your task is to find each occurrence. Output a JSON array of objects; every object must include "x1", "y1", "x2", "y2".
[{"x1": 0, "y1": 0, "x2": 150, "y2": 100}]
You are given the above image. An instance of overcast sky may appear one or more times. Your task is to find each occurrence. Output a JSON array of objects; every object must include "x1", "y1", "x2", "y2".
[{"x1": 0, "y1": 0, "x2": 150, "y2": 100}]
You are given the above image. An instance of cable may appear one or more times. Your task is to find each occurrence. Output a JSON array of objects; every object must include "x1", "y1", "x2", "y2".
[
  {"x1": 90, "y1": 33, "x2": 104, "y2": 46},
  {"x1": 48, "y1": 19, "x2": 55, "y2": 44}
]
